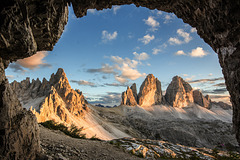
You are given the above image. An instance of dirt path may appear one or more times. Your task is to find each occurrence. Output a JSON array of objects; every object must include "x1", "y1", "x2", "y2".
[{"x1": 39, "y1": 125, "x2": 142, "y2": 160}]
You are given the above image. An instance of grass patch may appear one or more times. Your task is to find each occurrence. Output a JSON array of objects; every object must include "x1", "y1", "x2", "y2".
[{"x1": 40, "y1": 120, "x2": 86, "y2": 139}]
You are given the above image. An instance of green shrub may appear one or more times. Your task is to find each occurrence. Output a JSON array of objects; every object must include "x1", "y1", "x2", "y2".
[{"x1": 40, "y1": 120, "x2": 86, "y2": 139}]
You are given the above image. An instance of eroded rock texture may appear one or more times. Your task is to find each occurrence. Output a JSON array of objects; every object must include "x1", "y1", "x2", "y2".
[
  {"x1": 0, "y1": 58, "x2": 40, "y2": 160},
  {"x1": 0, "y1": 0, "x2": 68, "y2": 60},
  {"x1": 121, "y1": 85, "x2": 138, "y2": 106},
  {"x1": 193, "y1": 90, "x2": 211, "y2": 109},
  {"x1": 165, "y1": 76, "x2": 194, "y2": 108},
  {"x1": 138, "y1": 74, "x2": 162, "y2": 106},
  {"x1": 11, "y1": 68, "x2": 89, "y2": 123},
  {"x1": 0, "y1": 0, "x2": 240, "y2": 154}
]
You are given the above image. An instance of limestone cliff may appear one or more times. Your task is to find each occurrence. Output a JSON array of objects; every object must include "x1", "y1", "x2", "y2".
[
  {"x1": 165, "y1": 76, "x2": 194, "y2": 108},
  {"x1": 138, "y1": 74, "x2": 162, "y2": 106},
  {"x1": 11, "y1": 68, "x2": 88, "y2": 124},
  {"x1": 193, "y1": 90, "x2": 211, "y2": 109},
  {"x1": 0, "y1": 58, "x2": 40, "y2": 160},
  {"x1": 121, "y1": 85, "x2": 138, "y2": 106}
]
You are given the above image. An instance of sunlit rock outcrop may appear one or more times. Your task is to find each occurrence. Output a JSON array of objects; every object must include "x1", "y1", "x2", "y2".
[
  {"x1": 193, "y1": 90, "x2": 211, "y2": 109},
  {"x1": 138, "y1": 74, "x2": 162, "y2": 106},
  {"x1": 165, "y1": 76, "x2": 194, "y2": 108},
  {"x1": 11, "y1": 68, "x2": 89, "y2": 123},
  {"x1": 121, "y1": 85, "x2": 138, "y2": 106}
]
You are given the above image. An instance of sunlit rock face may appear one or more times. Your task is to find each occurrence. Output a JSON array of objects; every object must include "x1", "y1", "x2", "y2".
[
  {"x1": 11, "y1": 68, "x2": 89, "y2": 123},
  {"x1": 138, "y1": 74, "x2": 162, "y2": 106},
  {"x1": 0, "y1": 58, "x2": 40, "y2": 160},
  {"x1": 165, "y1": 76, "x2": 194, "y2": 108},
  {"x1": 193, "y1": 90, "x2": 211, "y2": 109},
  {"x1": 121, "y1": 84, "x2": 138, "y2": 106}
]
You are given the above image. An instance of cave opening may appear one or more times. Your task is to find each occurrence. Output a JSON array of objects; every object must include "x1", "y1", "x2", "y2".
[
  {"x1": 6, "y1": 4, "x2": 229, "y2": 107},
  {"x1": 0, "y1": 1, "x2": 239, "y2": 159}
]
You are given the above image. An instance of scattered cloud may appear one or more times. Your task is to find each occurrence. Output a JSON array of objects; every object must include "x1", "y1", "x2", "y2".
[
  {"x1": 6, "y1": 75, "x2": 15, "y2": 79},
  {"x1": 168, "y1": 29, "x2": 192, "y2": 45},
  {"x1": 164, "y1": 14, "x2": 175, "y2": 23},
  {"x1": 208, "y1": 73, "x2": 213, "y2": 76},
  {"x1": 114, "y1": 75, "x2": 128, "y2": 84},
  {"x1": 111, "y1": 56, "x2": 138, "y2": 68},
  {"x1": 209, "y1": 95, "x2": 230, "y2": 105},
  {"x1": 143, "y1": 16, "x2": 160, "y2": 31},
  {"x1": 86, "y1": 64, "x2": 116, "y2": 74},
  {"x1": 202, "y1": 88, "x2": 228, "y2": 94},
  {"x1": 152, "y1": 48, "x2": 161, "y2": 55},
  {"x1": 120, "y1": 63, "x2": 146, "y2": 81},
  {"x1": 189, "y1": 47, "x2": 208, "y2": 57},
  {"x1": 138, "y1": 34, "x2": 155, "y2": 45},
  {"x1": 8, "y1": 63, "x2": 27, "y2": 74},
  {"x1": 182, "y1": 74, "x2": 189, "y2": 77},
  {"x1": 175, "y1": 50, "x2": 186, "y2": 56},
  {"x1": 175, "y1": 47, "x2": 208, "y2": 58},
  {"x1": 190, "y1": 28, "x2": 197, "y2": 33},
  {"x1": 213, "y1": 82, "x2": 226, "y2": 87},
  {"x1": 112, "y1": 6, "x2": 121, "y2": 14},
  {"x1": 71, "y1": 80, "x2": 96, "y2": 87},
  {"x1": 16, "y1": 51, "x2": 51, "y2": 70},
  {"x1": 88, "y1": 9, "x2": 96, "y2": 14},
  {"x1": 187, "y1": 77, "x2": 224, "y2": 84},
  {"x1": 169, "y1": 37, "x2": 182, "y2": 45},
  {"x1": 104, "y1": 82, "x2": 128, "y2": 87},
  {"x1": 133, "y1": 52, "x2": 149, "y2": 61},
  {"x1": 177, "y1": 29, "x2": 192, "y2": 43},
  {"x1": 87, "y1": 92, "x2": 122, "y2": 106},
  {"x1": 152, "y1": 43, "x2": 167, "y2": 55},
  {"x1": 102, "y1": 30, "x2": 118, "y2": 42}
]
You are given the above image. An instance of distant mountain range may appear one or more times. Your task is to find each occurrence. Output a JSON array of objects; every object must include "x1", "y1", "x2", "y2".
[
  {"x1": 121, "y1": 74, "x2": 231, "y2": 110},
  {"x1": 11, "y1": 68, "x2": 237, "y2": 150}
]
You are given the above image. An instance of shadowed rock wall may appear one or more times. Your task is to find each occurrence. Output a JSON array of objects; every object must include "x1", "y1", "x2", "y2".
[{"x1": 0, "y1": 0, "x2": 239, "y2": 158}]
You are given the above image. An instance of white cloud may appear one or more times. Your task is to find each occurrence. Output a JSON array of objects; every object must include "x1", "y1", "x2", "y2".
[
  {"x1": 87, "y1": 63, "x2": 116, "y2": 74},
  {"x1": 177, "y1": 29, "x2": 192, "y2": 43},
  {"x1": 88, "y1": 9, "x2": 96, "y2": 14},
  {"x1": 168, "y1": 37, "x2": 182, "y2": 45},
  {"x1": 115, "y1": 75, "x2": 128, "y2": 84},
  {"x1": 138, "y1": 34, "x2": 155, "y2": 45},
  {"x1": 6, "y1": 75, "x2": 15, "y2": 79},
  {"x1": 16, "y1": 51, "x2": 51, "y2": 69},
  {"x1": 175, "y1": 50, "x2": 186, "y2": 56},
  {"x1": 102, "y1": 30, "x2": 118, "y2": 42},
  {"x1": 175, "y1": 47, "x2": 208, "y2": 58},
  {"x1": 182, "y1": 74, "x2": 189, "y2": 77},
  {"x1": 152, "y1": 48, "x2": 161, "y2": 55},
  {"x1": 111, "y1": 56, "x2": 138, "y2": 68},
  {"x1": 143, "y1": 16, "x2": 159, "y2": 31},
  {"x1": 189, "y1": 47, "x2": 208, "y2": 57},
  {"x1": 120, "y1": 63, "x2": 146, "y2": 80},
  {"x1": 208, "y1": 73, "x2": 213, "y2": 76},
  {"x1": 168, "y1": 29, "x2": 192, "y2": 45},
  {"x1": 164, "y1": 14, "x2": 175, "y2": 23},
  {"x1": 112, "y1": 6, "x2": 121, "y2": 14},
  {"x1": 71, "y1": 80, "x2": 96, "y2": 87},
  {"x1": 191, "y1": 28, "x2": 197, "y2": 33},
  {"x1": 133, "y1": 52, "x2": 149, "y2": 61}
]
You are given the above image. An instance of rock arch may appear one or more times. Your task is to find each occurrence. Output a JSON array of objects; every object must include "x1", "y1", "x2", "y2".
[{"x1": 0, "y1": 0, "x2": 239, "y2": 159}]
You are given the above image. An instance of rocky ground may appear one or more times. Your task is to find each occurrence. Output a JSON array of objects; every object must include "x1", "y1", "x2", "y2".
[
  {"x1": 38, "y1": 125, "x2": 240, "y2": 160},
  {"x1": 38, "y1": 125, "x2": 141, "y2": 160}
]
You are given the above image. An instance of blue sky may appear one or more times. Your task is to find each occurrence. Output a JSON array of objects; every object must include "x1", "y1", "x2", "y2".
[{"x1": 6, "y1": 4, "x2": 229, "y2": 106}]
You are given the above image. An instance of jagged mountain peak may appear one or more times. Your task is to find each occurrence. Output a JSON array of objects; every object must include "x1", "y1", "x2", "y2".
[
  {"x1": 165, "y1": 75, "x2": 194, "y2": 108},
  {"x1": 138, "y1": 74, "x2": 162, "y2": 106}
]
